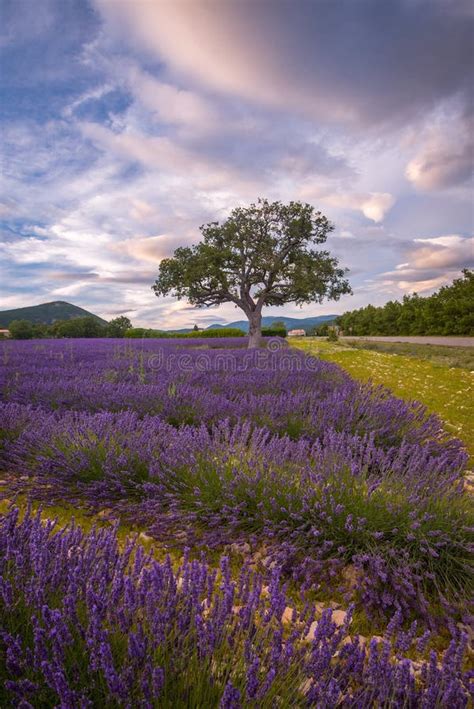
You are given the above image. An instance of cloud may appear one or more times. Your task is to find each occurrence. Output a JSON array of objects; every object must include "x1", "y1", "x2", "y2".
[
  {"x1": 359, "y1": 195, "x2": 395, "y2": 223},
  {"x1": 122, "y1": 64, "x2": 219, "y2": 133},
  {"x1": 408, "y1": 236, "x2": 473, "y2": 270},
  {"x1": 406, "y1": 123, "x2": 473, "y2": 190},
  {"x1": 379, "y1": 234, "x2": 473, "y2": 293},
  {"x1": 299, "y1": 186, "x2": 395, "y2": 222},
  {"x1": 112, "y1": 235, "x2": 179, "y2": 264},
  {"x1": 79, "y1": 121, "x2": 263, "y2": 196},
  {"x1": 2, "y1": 0, "x2": 473, "y2": 328},
  {"x1": 94, "y1": 0, "x2": 473, "y2": 130}
]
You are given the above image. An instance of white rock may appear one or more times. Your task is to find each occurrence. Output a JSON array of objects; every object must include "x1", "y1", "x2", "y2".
[
  {"x1": 305, "y1": 621, "x2": 319, "y2": 641},
  {"x1": 281, "y1": 606, "x2": 295, "y2": 623},
  {"x1": 332, "y1": 610, "x2": 349, "y2": 627}
]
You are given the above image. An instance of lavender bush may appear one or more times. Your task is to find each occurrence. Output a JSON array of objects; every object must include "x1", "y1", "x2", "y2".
[
  {"x1": 0, "y1": 508, "x2": 471, "y2": 708},
  {"x1": 0, "y1": 339, "x2": 472, "y2": 626}
]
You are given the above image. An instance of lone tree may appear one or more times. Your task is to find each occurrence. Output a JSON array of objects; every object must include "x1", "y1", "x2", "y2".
[{"x1": 153, "y1": 199, "x2": 351, "y2": 348}]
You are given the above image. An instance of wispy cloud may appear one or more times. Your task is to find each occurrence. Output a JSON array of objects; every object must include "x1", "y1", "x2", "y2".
[{"x1": 1, "y1": 0, "x2": 472, "y2": 326}]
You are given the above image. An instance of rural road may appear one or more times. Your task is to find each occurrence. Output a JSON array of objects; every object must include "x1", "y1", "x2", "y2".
[{"x1": 340, "y1": 336, "x2": 474, "y2": 347}]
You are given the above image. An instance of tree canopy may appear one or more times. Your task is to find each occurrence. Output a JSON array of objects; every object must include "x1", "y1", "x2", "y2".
[
  {"x1": 153, "y1": 199, "x2": 351, "y2": 346},
  {"x1": 107, "y1": 316, "x2": 133, "y2": 338},
  {"x1": 337, "y1": 270, "x2": 474, "y2": 336}
]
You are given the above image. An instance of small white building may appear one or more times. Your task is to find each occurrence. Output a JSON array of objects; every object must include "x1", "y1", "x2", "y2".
[
  {"x1": 288, "y1": 329, "x2": 306, "y2": 337},
  {"x1": 0, "y1": 329, "x2": 10, "y2": 338}
]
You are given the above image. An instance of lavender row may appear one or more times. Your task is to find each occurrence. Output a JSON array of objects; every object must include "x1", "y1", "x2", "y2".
[
  {"x1": 0, "y1": 339, "x2": 465, "y2": 458},
  {"x1": 0, "y1": 508, "x2": 471, "y2": 708},
  {"x1": 1, "y1": 339, "x2": 471, "y2": 624},
  {"x1": 1, "y1": 404, "x2": 472, "y2": 621}
]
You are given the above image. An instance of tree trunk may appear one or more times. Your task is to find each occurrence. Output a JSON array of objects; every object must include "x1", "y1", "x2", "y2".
[{"x1": 247, "y1": 310, "x2": 262, "y2": 349}]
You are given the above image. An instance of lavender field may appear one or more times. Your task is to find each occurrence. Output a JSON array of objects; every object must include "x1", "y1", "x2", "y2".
[{"x1": 0, "y1": 338, "x2": 472, "y2": 706}]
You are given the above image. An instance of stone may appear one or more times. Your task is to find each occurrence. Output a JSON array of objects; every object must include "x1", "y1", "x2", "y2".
[
  {"x1": 331, "y1": 609, "x2": 349, "y2": 627},
  {"x1": 299, "y1": 679, "x2": 312, "y2": 695},
  {"x1": 342, "y1": 564, "x2": 361, "y2": 590},
  {"x1": 305, "y1": 621, "x2": 319, "y2": 641},
  {"x1": 281, "y1": 606, "x2": 295, "y2": 623}
]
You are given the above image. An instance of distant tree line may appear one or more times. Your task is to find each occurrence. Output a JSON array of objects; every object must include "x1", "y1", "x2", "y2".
[
  {"x1": 124, "y1": 326, "x2": 286, "y2": 338},
  {"x1": 336, "y1": 270, "x2": 473, "y2": 336},
  {"x1": 124, "y1": 327, "x2": 245, "y2": 339},
  {"x1": 6, "y1": 316, "x2": 132, "y2": 340},
  {"x1": 4, "y1": 318, "x2": 288, "y2": 340}
]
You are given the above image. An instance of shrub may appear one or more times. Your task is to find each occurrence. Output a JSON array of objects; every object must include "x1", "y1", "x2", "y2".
[
  {"x1": 8, "y1": 320, "x2": 34, "y2": 339},
  {"x1": 262, "y1": 326, "x2": 287, "y2": 337},
  {"x1": 124, "y1": 328, "x2": 147, "y2": 338},
  {"x1": 188, "y1": 327, "x2": 245, "y2": 338},
  {"x1": 124, "y1": 327, "x2": 245, "y2": 339}
]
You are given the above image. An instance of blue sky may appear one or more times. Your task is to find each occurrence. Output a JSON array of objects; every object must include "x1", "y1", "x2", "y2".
[{"x1": 1, "y1": 0, "x2": 472, "y2": 327}]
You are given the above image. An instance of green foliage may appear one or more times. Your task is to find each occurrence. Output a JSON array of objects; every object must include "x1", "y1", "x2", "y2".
[
  {"x1": 124, "y1": 328, "x2": 170, "y2": 338},
  {"x1": 191, "y1": 328, "x2": 245, "y2": 338},
  {"x1": 261, "y1": 326, "x2": 287, "y2": 337},
  {"x1": 327, "y1": 328, "x2": 338, "y2": 342},
  {"x1": 8, "y1": 320, "x2": 34, "y2": 339},
  {"x1": 52, "y1": 316, "x2": 106, "y2": 338},
  {"x1": 124, "y1": 328, "x2": 148, "y2": 338},
  {"x1": 310, "y1": 321, "x2": 337, "y2": 336},
  {"x1": 338, "y1": 270, "x2": 474, "y2": 336},
  {"x1": 106, "y1": 316, "x2": 132, "y2": 337},
  {"x1": 124, "y1": 327, "x2": 245, "y2": 339},
  {"x1": 8, "y1": 316, "x2": 112, "y2": 339}
]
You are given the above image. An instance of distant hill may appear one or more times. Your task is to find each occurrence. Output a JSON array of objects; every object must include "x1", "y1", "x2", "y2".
[
  {"x1": 0, "y1": 301, "x2": 108, "y2": 327},
  {"x1": 204, "y1": 315, "x2": 338, "y2": 333}
]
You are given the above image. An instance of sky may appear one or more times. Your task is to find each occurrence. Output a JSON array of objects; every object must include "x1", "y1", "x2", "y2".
[{"x1": 1, "y1": 0, "x2": 473, "y2": 328}]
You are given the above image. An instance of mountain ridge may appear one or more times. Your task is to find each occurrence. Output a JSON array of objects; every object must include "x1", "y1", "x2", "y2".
[
  {"x1": 0, "y1": 301, "x2": 108, "y2": 327},
  {"x1": 170, "y1": 314, "x2": 338, "y2": 334},
  {"x1": 205, "y1": 314, "x2": 337, "y2": 332}
]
